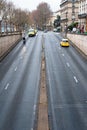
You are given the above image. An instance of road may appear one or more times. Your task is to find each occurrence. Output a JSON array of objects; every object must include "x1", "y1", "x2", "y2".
[
  {"x1": 0, "y1": 31, "x2": 87, "y2": 130},
  {"x1": 0, "y1": 33, "x2": 42, "y2": 130},
  {"x1": 44, "y1": 32, "x2": 87, "y2": 130}
]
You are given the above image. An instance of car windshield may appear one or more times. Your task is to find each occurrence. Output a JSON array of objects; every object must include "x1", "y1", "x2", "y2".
[
  {"x1": 29, "y1": 29, "x2": 34, "y2": 32},
  {"x1": 62, "y1": 39, "x2": 68, "y2": 42}
]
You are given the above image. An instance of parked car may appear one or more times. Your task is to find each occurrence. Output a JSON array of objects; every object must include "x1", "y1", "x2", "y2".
[
  {"x1": 28, "y1": 29, "x2": 36, "y2": 37},
  {"x1": 60, "y1": 39, "x2": 70, "y2": 47}
]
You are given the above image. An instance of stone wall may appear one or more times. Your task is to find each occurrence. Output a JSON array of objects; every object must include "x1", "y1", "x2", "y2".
[
  {"x1": 67, "y1": 33, "x2": 87, "y2": 56},
  {"x1": 0, "y1": 34, "x2": 21, "y2": 60}
]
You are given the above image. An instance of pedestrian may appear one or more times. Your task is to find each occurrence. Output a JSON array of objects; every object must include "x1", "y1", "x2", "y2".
[
  {"x1": 22, "y1": 30, "x2": 26, "y2": 44},
  {"x1": 22, "y1": 30, "x2": 25, "y2": 39}
]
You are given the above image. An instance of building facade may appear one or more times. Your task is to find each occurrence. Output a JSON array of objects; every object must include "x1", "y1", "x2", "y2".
[
  {"x1": 60, "y1": 0, "x2": 79, "y2": 31},
  {"x1": 78, "y1": 0, "x2": 87, "y2": 32},
  {"x1": 47, "y1": 10, "x2": 61, "y2": 30}
]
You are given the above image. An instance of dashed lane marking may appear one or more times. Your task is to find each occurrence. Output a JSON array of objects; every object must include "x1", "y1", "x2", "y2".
[
  {"x1": 66, "y1": 62, "x2": 70, "y2": 67},
  {"x1": 59, "y1": 47, "x2": 61, "y2": 50},
  {"x1": 85, "y1": 101, "x2": 87, "y2": 103},
  {"x1": 74, "y1": 76, "x2": 78, "y2": 83},
  {"x1": 5, "y1": 83, "x2": 9, "y2": 90},
  {"x1": 20, "y1": 56, "x2": 23, "y2": 59},
  {"x1": 14, "y1": 67, "x2": 17, "y2": 71},
  {"x1": 33, "y1": 105, "x2": 36, "y2": 115},
  {"x1": 62, "y1": 53, "x2": 65, "y2": 56}
]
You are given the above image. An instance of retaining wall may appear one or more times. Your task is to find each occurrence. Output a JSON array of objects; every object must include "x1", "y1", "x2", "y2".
[
  {"x1": 67, "y1": 33, "x2": 87, "y2": 56},
  {"x1": 0, "y1": 34, "x2": 21, "y2": 61}
]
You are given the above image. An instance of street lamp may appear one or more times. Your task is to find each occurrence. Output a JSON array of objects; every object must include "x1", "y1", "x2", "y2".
[
  {"x1": 72, "y1": 0, "x2": 75, "y2": 23},
  {"x1": 72, "y1": 15, "x2": 75, "y2": 23},
  {"x1": 66, "y1": 12, "x2": 68, "y2": 26},
  {"x1": 0, "y1": 16, "x2": 2, "y2": 33},
  {"x1": 65, "y1": 12, "x2": 68, "y2": 37}
]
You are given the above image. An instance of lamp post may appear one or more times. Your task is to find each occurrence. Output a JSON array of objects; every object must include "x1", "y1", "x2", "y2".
[
  {"x1": 72, "y1": 0, "x2": 75, "y2": 23},
  {"x1": 72, "y1": 15, "x2": 75, "y2": 23},
  {"x1": 65, "y1": 12, "x2": 68, "y2": 37},
  {"x1": 0, "y1": 16, "x2": 2, "y2": 34},
  {"x1": 66, "y1": 12, "x2": 68, "y2": 26}
]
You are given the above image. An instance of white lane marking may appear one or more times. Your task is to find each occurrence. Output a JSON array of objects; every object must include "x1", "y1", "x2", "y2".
[
  {"x1": 46, "y1": 57, "x2": 48, "y2": 60},
  {"x1": 66, "y1": 62, "x2": 70, "y2": 67},
  {"x1": 34, "y1": 105, "x2": 36, "y2": 111},
  {"x1": 33, "y1": 111, "x2": 35, "y2": 115},
  {"x1": 5, "y1": 83, "x2": 9, "y2": 90},
  {"x1": 14, "y1": 67, "x2": 17, "y2": 71},
  {"x1": 59, "y1": 47, "x2": 61, "y2": 50},
  {"x1": 20, "y1": 56, "x2": 23, "y2": 59},
  {"x1": 33, "y1": 105, "x2": 36, "y2": 115},
  {"x1": 62, "y1": 53, "x2": 65, "y2": 56},
  {"x1": 74, "y1": 76, "x2": 78, "y2": 83}
]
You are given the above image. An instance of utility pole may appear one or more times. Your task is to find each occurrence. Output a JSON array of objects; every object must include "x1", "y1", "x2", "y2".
[{"x1": 0, "y1": 16, "x2": 2, "y2": 33}]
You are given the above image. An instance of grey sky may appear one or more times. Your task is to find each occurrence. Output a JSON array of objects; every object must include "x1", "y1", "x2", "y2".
[{"x1": 8, "y1": 0, "x2": 61, "y2": 12}]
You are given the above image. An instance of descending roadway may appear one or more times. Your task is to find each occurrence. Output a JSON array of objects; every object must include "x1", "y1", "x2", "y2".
[
  {"x1": 44, "y1": 31, "x2": 87, "y2": 130},
  {"x1": 0, "y1": 32, "x2": 42, "y2": 130},
  {"x1": 0, "y1": 31, "x2": 87, "y2": 130}
]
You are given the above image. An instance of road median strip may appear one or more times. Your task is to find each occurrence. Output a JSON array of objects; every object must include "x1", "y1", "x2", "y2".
[{"x1": 37, "y1": 38, "x2": 49, "y2": 130}]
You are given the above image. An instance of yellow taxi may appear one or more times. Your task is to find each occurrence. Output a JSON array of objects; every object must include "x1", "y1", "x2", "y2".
[
  {"x1": 28, "y1": 29, "x2": 36, "y2": 37},
  {"x1": 60, "y1": 39, "x2": 70, "y2": 47},
  {"x1": 35, "y1": 29, "x2": 38, "y2": 34}
]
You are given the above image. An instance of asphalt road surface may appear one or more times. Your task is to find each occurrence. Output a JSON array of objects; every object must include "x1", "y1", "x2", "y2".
[
  {"x1": 44, "y1": 32, "x2": 87, "y2": 130},
  {"x1": 0, "y1": 32, "x2": 42, "y2": 130},
  {"x1": 0, "y1": 31, "x2": 87, "y2": 130}
]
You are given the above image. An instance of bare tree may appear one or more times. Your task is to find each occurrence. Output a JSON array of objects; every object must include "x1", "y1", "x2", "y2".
[
  {"x1": 0, "y1": 0, "x2": 6, "y2": 32},
  {"x1": 36, "y1": 2, "x2": 52, "y2": 30},
  {"x1": 1, "y1": 0, "x2": 47, "y2": 33},
  {"x1": 31, "y1": 10, "x2": 39, "y2": 28},
  {"x1": 13, "y1": 8, "x2": 31, "y2": 31},
  {"x1": 0, "y1": 0, "x2": 6, "y2": 11},
  {"x1": 3, "y1": 1, "x2": 15, "y2": 32}
]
